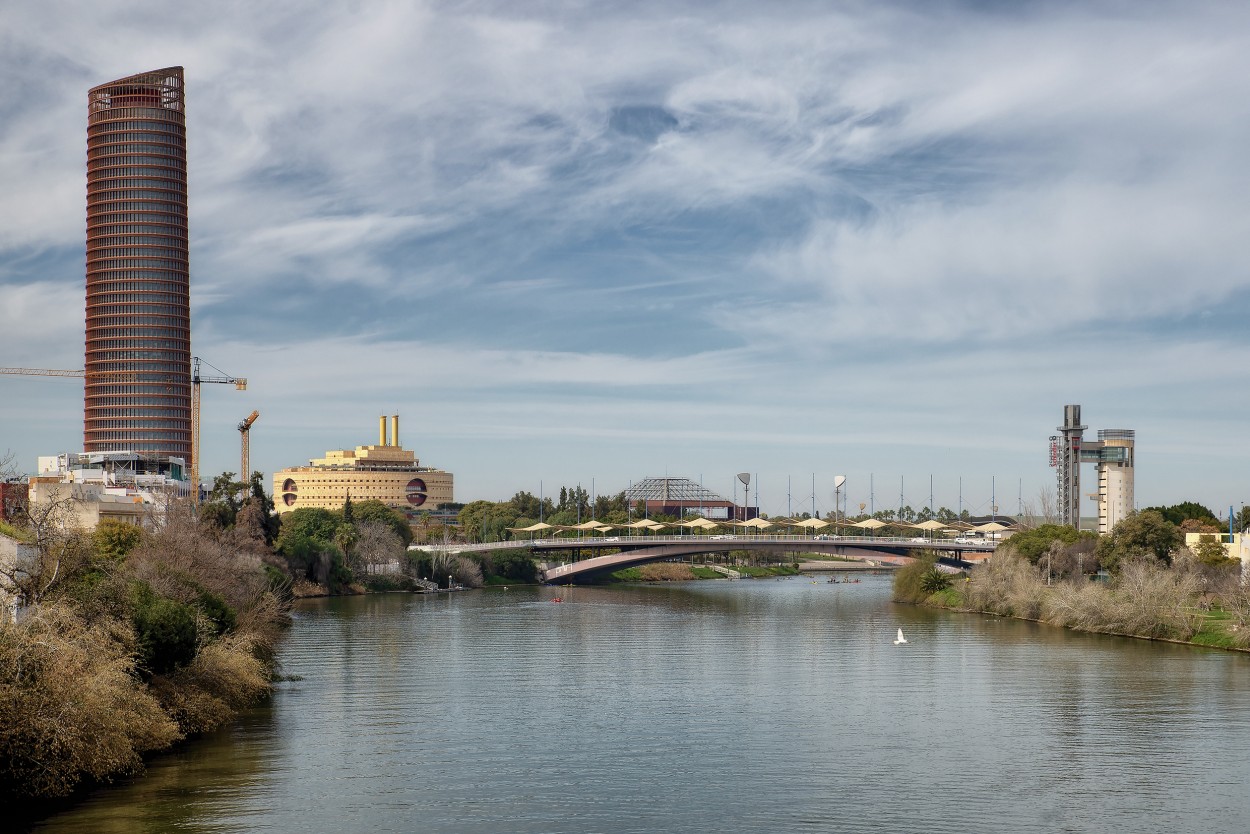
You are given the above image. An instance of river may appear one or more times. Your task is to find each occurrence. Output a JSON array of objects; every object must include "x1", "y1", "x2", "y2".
[{"x1": 27, "y1": 574, "x2": 1250, "y2": 832}]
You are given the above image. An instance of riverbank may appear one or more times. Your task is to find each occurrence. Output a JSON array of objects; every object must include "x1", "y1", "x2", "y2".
[
  {"x1": 894, "y1": 553, "x2": 1250, "y2": 652},
  {"x1": 0, "y1": 512, "x2": 290, "y2": 804}
]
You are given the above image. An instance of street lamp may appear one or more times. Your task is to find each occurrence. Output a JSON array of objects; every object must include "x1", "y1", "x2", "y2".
[
  {"x1": 834, "y1": 475, "x2": 846, "y2": 534},
  {"x1": 737, "y1": 473, "x2": 750, "y2": 521}
]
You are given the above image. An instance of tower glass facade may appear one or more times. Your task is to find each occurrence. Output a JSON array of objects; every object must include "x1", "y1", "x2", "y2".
[{"x1": 84, "y1": 67, "x2": 191, "y2": 462}]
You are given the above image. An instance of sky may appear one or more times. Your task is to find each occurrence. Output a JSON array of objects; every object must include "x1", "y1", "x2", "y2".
[{"x1": 2, "y1": 0, "x2": 1249, "y2": 521}]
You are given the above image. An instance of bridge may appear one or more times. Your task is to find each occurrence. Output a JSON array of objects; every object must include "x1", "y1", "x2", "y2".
[{"x1": 417, "y1": 534, "x2": 996, "y2": 583}]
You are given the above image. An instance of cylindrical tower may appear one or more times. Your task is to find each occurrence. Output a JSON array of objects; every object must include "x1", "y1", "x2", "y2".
[
  {"x1": 84, "y1": 67, "x2": 191, "y2": 462},
  {"x1": 1095, "y1": 429, "x2": 1135, "y2": 535}
]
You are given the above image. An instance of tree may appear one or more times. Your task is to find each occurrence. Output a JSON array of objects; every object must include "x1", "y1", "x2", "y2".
[
  {"x1": 1096, "y1": 510, "x2": 1182, "y2": 573},
  {"x1": 351, "y1": 520, "x2": 405, "y2": 577},
  {"x1": 92, "y1": 519, "x2": 143, "y2": 562},
  {"x1": 456, "y1": 500, "x2": 519, "y2": 543},
  {"x1": 1142, "y1": 502, "x2": 1220, "y2": 528},
  {"x1": 276, "y1": 508, "x2": 340, "y2": 548},
  {"x1": 508, "y1": 490, "x2": 553, "y2": 520},
  {"x1": 199, "y1": 471, "x2": 246, "y2": 529},
  {"x1": 484, "y1": 550, "x2": 539, "y2": 583},
  {"x1": 0, "y1": 488, "x2": 91, "y2": 607},
  {"x1": 333, "y1": 523, "x2": 358, "y2": 559},
  {"x1": 1190, "y1": 535, "x2": 1239, "y2": 569},
  {"x1": 227, "y1": 500, "x2": 271, "y2": 553},
  {"x1": 1178, "y1": 517, "x2": 1221, "y2": 535},
  {"x1": 351, "y1": 500, "x2": 412, "y2": 546},
  {"x1": 1001, "y1": 524, "x2": 1093, "y2": 565}
]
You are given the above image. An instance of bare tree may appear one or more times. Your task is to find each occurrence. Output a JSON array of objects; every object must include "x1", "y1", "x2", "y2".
[
  {"x1": 0, "y1": 489, "x2": 90, "y2": 607},
  {"x1": 352, "y1": 520, "x2": 405, "y2": 576},
  {"x1": 0, "y1": 449, "x2": 19, "y2": 481}
]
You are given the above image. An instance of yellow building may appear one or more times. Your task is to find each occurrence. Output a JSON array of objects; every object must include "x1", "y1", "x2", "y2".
[
  {"x1": 273, "y1": 415, "x2": 453, "y2": 519},
  {"x1": 1184, "y1": 531, "x2": 1249, "y2": 572}
]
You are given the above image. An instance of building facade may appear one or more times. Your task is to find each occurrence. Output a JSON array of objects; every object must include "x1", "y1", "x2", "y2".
[
  {"x1": 273, "y1": 416, "x2": 454, "y2": 522},
  {"x1": 85, "y1": 67, "x2": 192, "y2": 462},
  {"x1": 1089, "y1": 429, "x2": 1135, "y2": 535}
]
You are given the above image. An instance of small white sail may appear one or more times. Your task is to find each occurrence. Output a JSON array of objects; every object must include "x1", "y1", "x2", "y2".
[{"x1": 893, "y1": 628, "x2": 908, "y2": 645}]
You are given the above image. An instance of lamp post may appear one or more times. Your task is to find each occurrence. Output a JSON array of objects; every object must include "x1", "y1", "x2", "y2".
[
  {"x1": 834, "y1": 475, "x2": 846, "y2": 535},
  {"x1": 737, "y1": 473, "x2": 750, "y2": 521}
]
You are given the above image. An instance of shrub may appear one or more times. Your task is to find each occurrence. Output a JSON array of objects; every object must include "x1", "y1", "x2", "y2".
[
  {"x1": 962, "y1": 552, "x2": 1047, "y2": 619},
  {"x1": 92, "y1": 519, "x2": 143, "y2": 563},
  {"x1": 893, "y1": 556, "x2": 939, "y2": 604},
  {"x1": 920, "y1": 567, "x2": 953, "y2": 595},
  {"x1": 196, "y1": 589, "x2": 237, "y2": 636},
  {"x1": 150, "y1": 633, "x2": 272, "y2": 736},
  {"x1": 484, "y1": 550, "x2": 539, "y2": 583},
  {"x1": 132, "y1": 593, "x2": 198, "y2": 676},
  {"x1": 638, "y1": 563, "x2": 696, "y2": 581},
  {"x1": 0, "y1": 604, "x2": 179, "y2": 799}
]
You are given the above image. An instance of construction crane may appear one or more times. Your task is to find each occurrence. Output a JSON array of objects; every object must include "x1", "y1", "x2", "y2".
[
  {"x1": 191, "y1": 357, "x2": 247, "y2": 505},
  {"x1": 3, "y1": 362, "x2": 245, "y2": 504},
  {"x1": 0, "y1": 367, "x2": 137, "y2": 380},
  {"x1": 238, "y1": 410, "x2": 259, "y2": 488}
]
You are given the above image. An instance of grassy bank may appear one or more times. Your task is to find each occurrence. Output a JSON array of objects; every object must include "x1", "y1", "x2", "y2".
[{"x1": 894, "y1": 553, "x2": 1250, "y2": 650}]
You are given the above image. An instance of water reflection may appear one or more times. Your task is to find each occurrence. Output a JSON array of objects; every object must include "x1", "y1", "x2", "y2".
[{"x1": 31, "y1": 576, "x2": 1250, "y2": 834}]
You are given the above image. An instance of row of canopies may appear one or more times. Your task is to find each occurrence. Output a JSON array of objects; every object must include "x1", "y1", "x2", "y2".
[{"x1": 507, "y1": 518, "x2": 1017, "y2": 536}]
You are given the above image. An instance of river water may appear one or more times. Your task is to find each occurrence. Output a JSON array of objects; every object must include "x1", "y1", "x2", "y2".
[{"x1": 28, "y1": 575, "x2": 1250, "y2": 833}]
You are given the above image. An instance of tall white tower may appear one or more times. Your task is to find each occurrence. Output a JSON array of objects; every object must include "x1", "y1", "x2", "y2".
[{"x1": 1094, "y1": 430, "x2": 1135, "y2": 535}]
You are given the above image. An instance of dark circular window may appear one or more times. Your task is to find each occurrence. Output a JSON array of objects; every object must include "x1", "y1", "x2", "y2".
[{"x1": 406, "y1": 478, "x2": 427, "y2": 506}]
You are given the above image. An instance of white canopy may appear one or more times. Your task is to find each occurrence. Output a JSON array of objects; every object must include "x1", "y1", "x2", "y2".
[
  {"x1": 508, "y1": 521, "x2": 556, "y2": 533},
  {"x1": 791, "y1": 517, "x2": 830, "y2": 529},
  {"x1": 570, "y1": 520, "x2": 612, "y2": 531},
  {"x1": 854, "y1": 518, "x2": 889, "y2": 530},
  {"x1": 624, "y1": 518, "x2": 666, "y2": 530}
]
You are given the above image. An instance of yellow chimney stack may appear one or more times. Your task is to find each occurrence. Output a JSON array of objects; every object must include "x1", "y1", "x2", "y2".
[
  {"x1": 391, "y1": 414, "x2": 400, "y2": 447},
  {"x1": 379, "y1": 415, "x2": 388, "y2": 447}
]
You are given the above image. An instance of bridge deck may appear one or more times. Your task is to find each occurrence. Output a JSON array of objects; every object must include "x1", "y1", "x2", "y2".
[{"x1": 413, "y1": 534, "x2": 995, "y2": 583}]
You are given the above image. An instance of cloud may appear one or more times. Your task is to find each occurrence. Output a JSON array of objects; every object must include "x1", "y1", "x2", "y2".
[{"x1": 3, "y1": 0, "x2": 1250, "y2": 512}]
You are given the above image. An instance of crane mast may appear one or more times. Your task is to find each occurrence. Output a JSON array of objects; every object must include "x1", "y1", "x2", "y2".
[
  {"x1": 238, "y1": 410, "x2": 260, "y2": 489},
  {"x1": 4, "y1": 360, "x2": 247, "y2": 505},
  {"x1": 191, "y1": 357, "x2": 247, "y2": 505}
]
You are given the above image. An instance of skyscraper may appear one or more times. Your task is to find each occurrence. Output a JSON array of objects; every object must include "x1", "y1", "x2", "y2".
[{"x1": 84, "y1": 67, "x2": 191, "y2": 463}]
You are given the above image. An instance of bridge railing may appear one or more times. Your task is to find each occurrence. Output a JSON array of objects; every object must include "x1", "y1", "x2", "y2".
[{"x1": 414, "y1": 534, "x2": 998, "y2": 553}]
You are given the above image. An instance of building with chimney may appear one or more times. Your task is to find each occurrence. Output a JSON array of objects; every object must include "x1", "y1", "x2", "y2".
[{"x1": 273, "y1": 416, "x2": 454, "y2": 521}]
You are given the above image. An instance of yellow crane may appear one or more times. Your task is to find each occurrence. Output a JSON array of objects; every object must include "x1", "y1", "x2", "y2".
[
  {"x1": 191, "y1": 357, "x2": 246, "y2": 505},
  {"x1": 238, "y1": 410, "x2": 259, "y2": 488}
]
